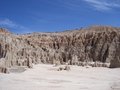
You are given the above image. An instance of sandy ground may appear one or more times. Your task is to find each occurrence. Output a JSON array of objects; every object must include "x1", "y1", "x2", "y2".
[{"x1": 0, "y1": 64, "x2": 120, "y2": 90}]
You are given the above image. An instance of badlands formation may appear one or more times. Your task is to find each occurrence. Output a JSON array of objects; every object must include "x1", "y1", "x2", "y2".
[
  {"x1": 0, "y1": 26, "x2": 120, "y2": 90},
  {"x1": 0, "y1": 25, "x2": 120, "y2": 71}
]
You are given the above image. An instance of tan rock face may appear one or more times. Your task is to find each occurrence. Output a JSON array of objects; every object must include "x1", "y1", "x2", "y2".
[
  {"x1": 0, "y1": 28, "x2": 12, "y2": 35},
  {"x1": 0, "y1": 25, "x2": 120, "y2": 71}
]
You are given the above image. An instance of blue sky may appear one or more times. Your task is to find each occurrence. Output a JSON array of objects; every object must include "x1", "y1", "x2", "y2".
[{"x1": 0, "y1": 0, "x2": 120, "y2": 34}]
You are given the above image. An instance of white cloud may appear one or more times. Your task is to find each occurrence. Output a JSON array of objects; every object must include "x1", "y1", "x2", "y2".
[
  {"x1": 0, "y1": 18, "x2": 32, "y2": 34},
  {"x1": 83, "y1": 0, "x2": 120, "y2": 11},
  {"x1": 0, "y1": 18, "x2": 18, "y2": 28},
  {"x1": 56, "y1": 0, "x2": 81, "y2": 10}
]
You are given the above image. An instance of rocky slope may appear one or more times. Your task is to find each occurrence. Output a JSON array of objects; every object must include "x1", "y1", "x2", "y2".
[{"x1": 0, "y1": 26, "x2": 120, "y2": 73}]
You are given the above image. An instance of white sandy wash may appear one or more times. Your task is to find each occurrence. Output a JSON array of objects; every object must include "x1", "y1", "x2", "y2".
[{"x1": 0, "y1": 64, "x2": 120, "y2": 90}]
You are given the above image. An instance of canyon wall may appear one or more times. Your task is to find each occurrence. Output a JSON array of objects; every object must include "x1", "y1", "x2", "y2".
[{"x1": 0, "y1": 26, "x2": 120, "y2": 72}]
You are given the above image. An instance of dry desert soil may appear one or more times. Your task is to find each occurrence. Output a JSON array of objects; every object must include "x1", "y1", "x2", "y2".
[{"x1": 0, "y1": 64, "x2": 120, "y2": 90}]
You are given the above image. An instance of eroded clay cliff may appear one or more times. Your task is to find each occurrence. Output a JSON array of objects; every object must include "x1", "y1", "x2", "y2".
[{"x1": 0, "y1": 26, "x2": 120, "y2": 73}]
